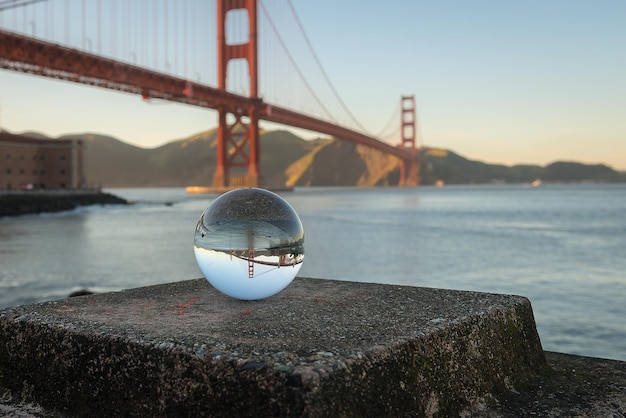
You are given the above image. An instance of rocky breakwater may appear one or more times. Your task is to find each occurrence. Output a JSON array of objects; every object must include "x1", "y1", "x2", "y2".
[{"x1": 0, "y1": 191, "x2": 128, "y2": 217}]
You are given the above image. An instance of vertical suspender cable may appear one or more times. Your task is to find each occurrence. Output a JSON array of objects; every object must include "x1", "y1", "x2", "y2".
[
  {"x1": 130, "y1": 1, "x2": 134, "y2": 63},
  {"x1": 97, "y1": 0, "x2": 101, "y2": 54},
  {"x1": 153, "y1": 0, "x2": 157, "y2": 69},
  {"x1": 191, "y1": 3, "x2": 195, "y2": 82},
  {"x1": 122, "y1": 1, "x2": 126, "y2": 61},
  {"x1": 286, "y1": 0, "x2": 369, "y2": 133},
  {"x1": 111, "y1": 0, "x2": 116, "y2": 57},
  {"x1": 174, "y1": 1, "x2": 177, "y2": 75},
  {"x1": 183, "y1": 0, "x2": 187, "y2": 79},
  {"x1": 135, "y1": 1, "x2": 140, "y2": 65},
  {"x1": 81, "y1": 0, "x2": 85, "y2": 49},
  {"x1": 125, "y1": 1, "x2": 129, "y2": 62},
  {"x1": 142, "y1": 1, "x2": 145, "y2": 66},
  {"x1": 45, "y1": 0, "x2": 48, "y2": 39},
  {"x1": 164, "y1": 0, "x2": 167, "y2": 72},
  {"x1": 64, "y1": 0, "x2": 68, "y2": 44},
  {"x1": 140, "y1": 1, "x2": 144, "y2": 65},
  {"x1": 257, "y1": 0, "x2": 333, "y2": 121}
]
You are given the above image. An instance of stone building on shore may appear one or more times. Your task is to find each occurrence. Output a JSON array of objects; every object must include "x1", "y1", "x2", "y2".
[{"x1": 0, "y1": 131, "x2": 85, "y2": 191}]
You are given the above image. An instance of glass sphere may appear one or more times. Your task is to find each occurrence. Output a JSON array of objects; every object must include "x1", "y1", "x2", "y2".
[{"x1": 194, "y1": 188, "x2": 304, "y2": 300}]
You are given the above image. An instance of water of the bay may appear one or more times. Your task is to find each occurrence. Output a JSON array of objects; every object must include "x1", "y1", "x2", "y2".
[{"x1": 1, "y1": 184, "x2": 625, "y2": 361}]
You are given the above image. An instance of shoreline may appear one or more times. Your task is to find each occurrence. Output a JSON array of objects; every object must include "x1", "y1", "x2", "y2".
[{"x1": 0, "y1": 190, "x2": 128, "y2": 217}]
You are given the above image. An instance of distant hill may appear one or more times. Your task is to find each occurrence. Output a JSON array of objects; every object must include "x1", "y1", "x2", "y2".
[
  {"x1": 285, "y1": 139, "x2": 400, "y2": 187},
  {"x1": 57, "y1": 129, "x2": 401, "y2": 188},
  {"x1": 8, "y1": 129, "x2": 626, "y2": 186},
  {"x1": 420, "y1": 148, "x2": 626, "y2": 185}
]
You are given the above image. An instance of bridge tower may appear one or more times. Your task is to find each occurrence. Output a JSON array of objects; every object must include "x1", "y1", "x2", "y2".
[
  {"x1": 214, "y1": 0, "x2": 261, "y2": 189},
  {"x1": 399, "y1": 95, "x2": 419, "y2": 186}
]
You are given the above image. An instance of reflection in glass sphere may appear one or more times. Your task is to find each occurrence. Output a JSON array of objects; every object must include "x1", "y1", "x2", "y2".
[{"x1": 194, "y1": 188, "x2": 304, "y2": 300}]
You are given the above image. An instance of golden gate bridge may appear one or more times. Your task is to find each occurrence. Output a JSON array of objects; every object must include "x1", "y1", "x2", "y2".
[{"x1": 0, "y1": 0, "x2": 419, "y2": 188}]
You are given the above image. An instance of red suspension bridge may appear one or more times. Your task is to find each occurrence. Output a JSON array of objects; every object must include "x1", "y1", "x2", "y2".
[{"x1": 0, "y1": 0, "x2": 419, "y2": 188}]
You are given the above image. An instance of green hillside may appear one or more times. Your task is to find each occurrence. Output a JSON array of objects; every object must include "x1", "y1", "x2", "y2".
[
  {"x1": 260, "y1": 130, "x2": 317, "y2": 186},
  {"x1": 286, "y1": 139, "x2": 401, "y2": 187},
  {"x1": 420, "y1": 148, "x2": 626, "y2": 185},
  {"x1": 76, "y1": 129, "x2": 338, "y2": 188},
  {"x1": 147, "y1": 129, "x2": 219, "y2": 187},
  {"x1": 543, "y1": 161, "x2": 624, "y2": 182},
  {"x1": 15, "y1": 129, "x2": 626, "y2": 187},
  {"x1": 63, "y1": 133, "x2": 159, "y2": 187}
]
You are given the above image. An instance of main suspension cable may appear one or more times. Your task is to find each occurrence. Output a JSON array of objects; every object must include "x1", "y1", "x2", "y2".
[
  {"x1": 258, "y1": 0, "x2": 335, "y2": 121},
  {"x1": 285, "y1": 0, "x2": 371, "y2": 134},
  {"x1": 0, "y1": 0, "x2": 47, "y2": 13},
  {"x1": 373, "y1": 99, "x2": 401, "y2": 139}
]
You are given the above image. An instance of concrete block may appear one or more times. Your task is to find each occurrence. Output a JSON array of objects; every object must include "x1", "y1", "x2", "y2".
[{"x1": 0, "y1": 278, "x2": 547, "y2": 417}]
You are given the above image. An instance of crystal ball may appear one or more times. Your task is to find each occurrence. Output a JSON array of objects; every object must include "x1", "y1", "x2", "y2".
[{"x1": 194, "y1": 188, "x2": 304, "y2": 300}]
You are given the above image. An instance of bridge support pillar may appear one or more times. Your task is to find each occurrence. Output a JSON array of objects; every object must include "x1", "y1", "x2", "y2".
[
  {"x1": 213, "y1": 0, "x2": 261, "y2": 189},
  {"x1": 247, "y1": 103, "x2": 260, "y2": 182},
  {"x1": 212, "y1": 106, "x2": 261, "y2": 189},
  {"x1": 213, "y1": 109, "x2": 228, "y2": 189},
  {"x1": 399, "y1": 95, "x2": 419, "y2": 186},
  {"x1": 399, "y1": 160, "x2": 419, "y2": 187}
]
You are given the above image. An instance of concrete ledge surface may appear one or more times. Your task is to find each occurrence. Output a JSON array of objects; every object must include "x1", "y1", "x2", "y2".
[{"x1": 0, "y1": 277, "x2": 547, "y2": 417}]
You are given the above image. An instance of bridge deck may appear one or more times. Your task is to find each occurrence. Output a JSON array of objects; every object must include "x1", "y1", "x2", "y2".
[{"x1": 0, "y1": 29, "x2": 415, "y2": 162}]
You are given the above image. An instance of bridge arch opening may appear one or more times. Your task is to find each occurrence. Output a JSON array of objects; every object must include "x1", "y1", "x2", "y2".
[
  {"x1": 226, "y1": 58, "x2": 251, "y2": 96},
  {"x1": 225, "y1": 9, "x2": 250, "y2": 45}
]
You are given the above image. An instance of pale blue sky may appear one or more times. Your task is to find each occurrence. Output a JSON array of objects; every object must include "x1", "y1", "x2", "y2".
[{"x1": 1, "y1": 0, "x2": 625, "y2": 169}]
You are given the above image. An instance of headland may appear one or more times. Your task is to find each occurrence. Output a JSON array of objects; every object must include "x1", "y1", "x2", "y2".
[{"x1": 0, "y1": 190, "x2": 128, "y2": 217}]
